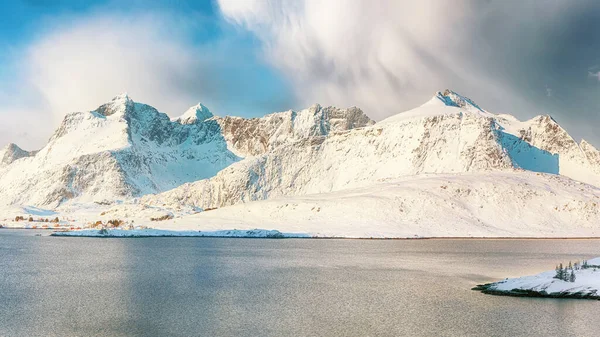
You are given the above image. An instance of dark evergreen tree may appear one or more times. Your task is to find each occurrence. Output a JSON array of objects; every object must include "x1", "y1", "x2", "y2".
[
  {"x1": 570, "y1": 270, "x2": 576, "y2": 283},
  {"x1": 555, "y1": 263, "x2": 564, "y2": 280},
  {"x1": 560, "y1": 263, "x2": 565, "y2": 280}
]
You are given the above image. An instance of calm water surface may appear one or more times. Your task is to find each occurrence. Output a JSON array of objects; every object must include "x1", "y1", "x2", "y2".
[{"x1": 1, "y1": 229, "x2": 599, "y2": 336}]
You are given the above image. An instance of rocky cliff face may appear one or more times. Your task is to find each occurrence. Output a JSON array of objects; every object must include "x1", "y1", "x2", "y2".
[
  {"x1": 0, "y1": 143, "x2": 32, "y2": 168},
  {"x1": 214, "y1": 104, "x2": 374, "y2": 157},
  {"x1": 581, "y1": 140, "x2": 600, "y2": 174}
]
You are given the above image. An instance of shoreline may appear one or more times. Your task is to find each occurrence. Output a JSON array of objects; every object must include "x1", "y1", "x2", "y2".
[
  {"x1": 472, "y1": 283, "x2": 600, "y2": 300},
  {"x1": 5, "y1": 227, "x2": 600, "y2": 240}
]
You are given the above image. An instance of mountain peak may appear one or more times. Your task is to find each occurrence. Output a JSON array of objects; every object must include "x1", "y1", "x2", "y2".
[
  {"x1": 3, "y1": 142, "x2": 21, "y2": 151},
  {"x1": 113, "y1": 92, "x2": 131, "y2": 101},
  {"x1": 435, "y1": 89, "x2": 484, "y2": 112},
  {"x1": 1, "y1": 142, "x2": 30, "y2": 167},
  {"x1": 96, "y1": 93, "x2": 134, "y2": 117},
  {"x1": 176, "y1": 103, "x2": 214, "y2": 124},
  {"x1": 535, "y1": 114, "x2": 558, "y2": 125}
]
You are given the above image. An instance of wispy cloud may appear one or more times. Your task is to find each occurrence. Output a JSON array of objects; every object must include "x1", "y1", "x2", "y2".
[
  {"x1": 588, "y1": 71, "x2": 600, "y2": 81},
  {"x1": 0, "y1": 14, "x2": 209, "y2": 149},
  {"x1": 218, "y1": 0, "x2": 600, "y2": 146},
  {"x1": 218, "y1": 0, "x2": 544, "y2": 120}
]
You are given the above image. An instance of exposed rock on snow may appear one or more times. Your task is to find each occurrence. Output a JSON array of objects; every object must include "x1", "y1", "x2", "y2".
[
  {"x1": 213, "y1": 104, "x2": 374, "y2": 157},
  {"x1": 473, "y1": 257, "x2": 600, "y2": 300},
  {"x1": 0, "y1": 143, "x2": 32, "y2": 168},
  {"x1": 436, "y1": 89, "x2": 485, "y2": 112}
]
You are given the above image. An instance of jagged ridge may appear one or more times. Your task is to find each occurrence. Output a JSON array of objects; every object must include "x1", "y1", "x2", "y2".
[{"x1": 0, "y1": 95, "x2": 374, "y2": 207}]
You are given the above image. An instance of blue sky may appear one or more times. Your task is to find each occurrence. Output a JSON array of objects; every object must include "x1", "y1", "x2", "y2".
[
  {"x1": 1, "y1": 0, "x2": 600, "y2": 149},
  {"x1": 0, "y1": 0, "x2": 294, "y2": 107},
  {"x1": 0, "y1": 1, "x2": 216, "y2": 44}
]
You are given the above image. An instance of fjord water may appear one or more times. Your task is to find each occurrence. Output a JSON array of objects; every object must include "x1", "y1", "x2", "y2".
[{"x1": 1, "y1": 230, "x2": 599, "y2": 337}]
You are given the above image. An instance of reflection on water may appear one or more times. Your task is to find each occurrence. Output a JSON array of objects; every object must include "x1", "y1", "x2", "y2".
[{"x1": 1, "y1": 229, "x2": 599, "y2": 336}]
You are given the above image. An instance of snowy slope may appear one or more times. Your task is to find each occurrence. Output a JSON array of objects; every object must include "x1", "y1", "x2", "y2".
[
  {"x1": 496, "y1": 114, "x2": 600, "y2": 186},
  {"x1": 10, "y1": 171, "x2": 598, "y2": 238},
  {"x1": 145, "y1": 171, "x2": 600, "y2": 238},
  {"x1": 140, "y1": 90, "x2": 600, "y2": 211},
  {"x1": 51, "y1": 228, "x2": 310, "y2": 238}
]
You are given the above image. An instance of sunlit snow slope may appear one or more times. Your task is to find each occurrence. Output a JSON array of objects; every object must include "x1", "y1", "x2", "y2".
[
  {"x1": 141, "y1": 89, "x2": 600, "y2": 211},
  {"x1": 151, "y1": 171, "x2": 600, "y2": 238}
]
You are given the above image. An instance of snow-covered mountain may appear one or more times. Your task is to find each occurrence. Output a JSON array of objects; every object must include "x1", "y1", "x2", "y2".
[
  {"x1": 0, "y1": 94, "x2": 373, "y2": 207},
  {"x1": 2, "y1": 89, "x2": 600, "y2": 237},
  {"x1": 140, "y1": 89, "x2": 600, "y2": 211}
]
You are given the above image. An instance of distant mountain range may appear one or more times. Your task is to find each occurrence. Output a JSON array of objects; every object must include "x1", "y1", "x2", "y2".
[{"x1": 1, "y1": 90, "x2": 599, "y2": 237}]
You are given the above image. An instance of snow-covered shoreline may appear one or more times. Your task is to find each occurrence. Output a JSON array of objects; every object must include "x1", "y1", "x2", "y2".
[
  {"x1": 50, "y1": 228, "x2": 312, "y2": 238},
  {"x1": 6, "y1": 227, "x2": 600, "y2": 239},
  {"x1": 473, "y1": 257, "x2": 600, "y2": 300}
]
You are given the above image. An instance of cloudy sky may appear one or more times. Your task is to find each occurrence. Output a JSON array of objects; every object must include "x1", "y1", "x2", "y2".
[{"x1": 1, "y1": 0, "x2": 599, "y2": 150}]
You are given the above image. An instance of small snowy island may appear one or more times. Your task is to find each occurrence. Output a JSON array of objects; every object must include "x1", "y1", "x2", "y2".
[{"x1": 474, "y1": 258, "x2": 600, "y2": 300}]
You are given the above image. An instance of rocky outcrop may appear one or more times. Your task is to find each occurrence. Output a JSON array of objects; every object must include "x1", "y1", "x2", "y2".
[
  {"x1": 0, "y1": 143, "x2": 31, "y2": 168},
  {"x1": 214, "y1": 104, "x2": 374, "y2": 157}
]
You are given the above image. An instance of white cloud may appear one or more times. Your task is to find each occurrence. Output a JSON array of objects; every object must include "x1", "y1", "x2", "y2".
[
  {"x1": 0, "y1": 14, "x2": 203, "y2": 149},
  {"x1": 217, "y1": 0, "x2": 559, "y2": 120},
  {"x1": 0, "y1": 11, "x2": 285, "y2": 150},
  {"x1": 25, "y1": 14, "x2": 204, "y2": 118}
]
